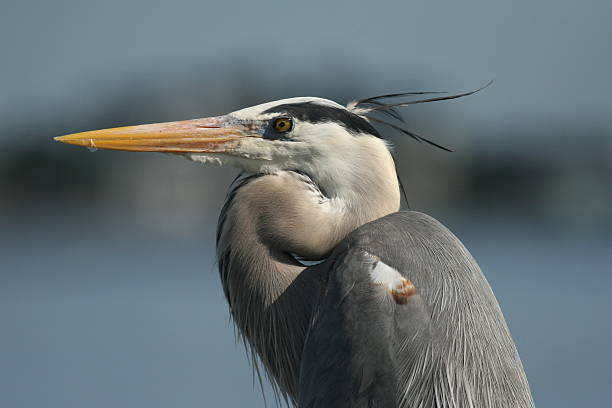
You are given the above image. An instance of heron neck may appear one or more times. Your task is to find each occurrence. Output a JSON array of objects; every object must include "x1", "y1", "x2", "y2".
[
  {"x1": 216, "y1": 173, "x2": 317, "y2": 400},
  {"x1": 215, "y1": 149, "x2": 400, "y2": 399}
]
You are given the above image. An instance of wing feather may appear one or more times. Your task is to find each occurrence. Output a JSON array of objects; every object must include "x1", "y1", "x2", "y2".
[{"x1": 298, "y1": 211, "x2": 534, "y2": 408}]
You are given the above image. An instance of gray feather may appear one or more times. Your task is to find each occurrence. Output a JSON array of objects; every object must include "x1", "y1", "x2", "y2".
[{"x1": 299, "y1": 212, "x2": 534, "y2": 408}]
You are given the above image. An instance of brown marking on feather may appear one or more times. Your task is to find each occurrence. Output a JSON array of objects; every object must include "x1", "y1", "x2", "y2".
[{"x1": 391, "y1": 279, "x2": 416, "y2": 304}]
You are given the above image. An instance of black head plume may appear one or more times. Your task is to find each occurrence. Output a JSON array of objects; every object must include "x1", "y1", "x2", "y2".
[{"x1": 347, "y1": 80, "x2": 493, "y2": 153}]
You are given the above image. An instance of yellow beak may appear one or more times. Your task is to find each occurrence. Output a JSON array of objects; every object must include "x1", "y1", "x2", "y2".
[{"x1": 54, "y1": 117, "x2": 258, "y2": 153}]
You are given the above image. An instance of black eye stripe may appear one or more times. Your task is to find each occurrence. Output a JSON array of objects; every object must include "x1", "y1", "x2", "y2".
[{"x1": 263, "y1": 102, "x2": 380, "y2": 136}]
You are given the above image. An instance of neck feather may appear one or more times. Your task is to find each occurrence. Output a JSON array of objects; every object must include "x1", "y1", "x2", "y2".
[{"x1": 216, "y1": 142, "x2": 400, "y2": 400}]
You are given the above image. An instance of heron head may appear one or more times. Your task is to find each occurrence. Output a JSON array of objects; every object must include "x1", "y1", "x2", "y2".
[
  {"x1": 55, "y1": 97, "x2": 394, "y2": 194},
  {"x1": 56, "y1": 84, "x2": 486, "y2": 181}
]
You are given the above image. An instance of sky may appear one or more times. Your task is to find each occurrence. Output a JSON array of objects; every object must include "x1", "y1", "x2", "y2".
[{"x1": 1, "y1": 0, "x2": 611, "y2": 132}]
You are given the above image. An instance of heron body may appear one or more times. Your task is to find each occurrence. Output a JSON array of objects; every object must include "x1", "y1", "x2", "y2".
[{"x1": 56, "y1": 93, "x2": 534, "y2": 407}]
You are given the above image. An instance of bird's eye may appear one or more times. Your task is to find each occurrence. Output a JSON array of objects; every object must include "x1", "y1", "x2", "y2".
[{"x1": 273, "y1": 117, "x2": 293, "y2": 133}]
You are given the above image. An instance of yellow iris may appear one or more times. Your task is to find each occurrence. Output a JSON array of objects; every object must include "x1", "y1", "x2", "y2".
[{"x1": 273, "y1": 118, "x2": 293, "y2": 132}]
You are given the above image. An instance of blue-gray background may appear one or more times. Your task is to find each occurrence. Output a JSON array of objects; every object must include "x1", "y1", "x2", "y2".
[{"x1": 1, "y1": 1, "x2": 611, "y2": 407}]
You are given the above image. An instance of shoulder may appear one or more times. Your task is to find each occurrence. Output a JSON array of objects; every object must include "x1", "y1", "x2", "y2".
[
  {"x1": 337, "y1": 211, "x2": 477, "y2": 276},
  {"x1": 347, "y1": 211, "x2": 461, "y2": 246}
]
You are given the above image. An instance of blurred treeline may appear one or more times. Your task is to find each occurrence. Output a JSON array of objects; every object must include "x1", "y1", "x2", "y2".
[{"x1": 1, "y1": 67, "x2": 610, "y2": 236}]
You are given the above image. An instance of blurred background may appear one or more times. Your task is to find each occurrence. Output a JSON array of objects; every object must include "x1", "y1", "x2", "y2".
[{"x1": 1, "y1": 0, "x2": 610, "y2": 407}]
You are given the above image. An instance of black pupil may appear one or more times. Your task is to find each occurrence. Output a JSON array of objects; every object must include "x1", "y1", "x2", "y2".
[{"x1": 278, "y1": 121, "x2": 285, "y2": 128}]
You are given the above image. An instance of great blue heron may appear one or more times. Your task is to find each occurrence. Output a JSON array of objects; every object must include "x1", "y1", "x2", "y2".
[{"x1": 55, "y1": 90, "x2": 534, "y2": 408}]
